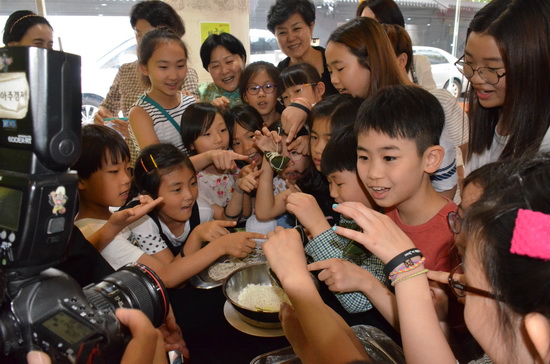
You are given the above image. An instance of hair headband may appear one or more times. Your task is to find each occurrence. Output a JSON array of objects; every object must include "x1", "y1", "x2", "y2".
[
  {"x1": 510, "y1": 209, "x2": 550, "y2": 260},
  {"x1": 10, "y1": 14, "x2": 40, "y2": 34}
]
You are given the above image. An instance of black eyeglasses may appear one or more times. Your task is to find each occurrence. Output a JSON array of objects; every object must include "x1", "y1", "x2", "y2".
[
  {"x1": 455, "y1": 56, "x2": 506, "y2": 85},
  {"x1": 448, "y1": 263, "x2": 500, "y2": 301},
  {"x1": 246, "y1": 83, "x2": 277, "y2": 95}
]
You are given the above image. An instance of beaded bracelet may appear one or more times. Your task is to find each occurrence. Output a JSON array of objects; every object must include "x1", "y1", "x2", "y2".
[
  {"x1": 383, "y1": 248, "x2": 423, "y2": 279},
  {"x1": 391, "y1": 268, "x2": 428, "y2": 287},
  {"x1": 389, "y1": 257, "x2": 426, "y2": 279}
]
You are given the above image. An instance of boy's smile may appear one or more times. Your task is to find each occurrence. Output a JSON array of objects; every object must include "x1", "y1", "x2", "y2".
[{"x1": 356, "y1": 130, "x2": 428, "y2": 210}]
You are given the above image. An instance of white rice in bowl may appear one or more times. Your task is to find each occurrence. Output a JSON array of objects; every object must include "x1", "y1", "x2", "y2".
[{"x1": 237, "y1": 284, "x2": 291, "y2": 312}]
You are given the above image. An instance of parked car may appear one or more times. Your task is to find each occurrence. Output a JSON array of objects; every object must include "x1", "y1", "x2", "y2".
[
  {"x1": 81, "y1": 38, "x2": 137, "y2": 124},
  {"x1": 413, "y1": 46, "x2": 467, "y2": 98}
]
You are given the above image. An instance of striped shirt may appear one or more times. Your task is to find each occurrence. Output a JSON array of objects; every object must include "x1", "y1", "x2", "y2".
[
  {"x1": 129, "y1": 93, "x2": 195, "y2": 156},
  {"x1": 101, "y1": 60, "x2": 199, "y2": 117}
]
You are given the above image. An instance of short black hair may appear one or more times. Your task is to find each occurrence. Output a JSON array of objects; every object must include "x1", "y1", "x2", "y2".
[
  {"x1": 224, "y1": 104, "x2": 264, "y2": 147},
  {"x1": 199, "y1": 32, "x2": 247, "y2": 71},
  {"x1": 310, "y1": 94, "x2": 363, "y2": 135},
  {"x1": 133, "y1": 143, "x2": 195, "y2": 199},
  {"x1": 321, "y1": 125, "x2": 358, "y2": 176},
  {"x1": 72, "y1": 125, "x2": 130, "y2": 180},
  {"x1": 278, "y1": 62, "x2": 321, "y2": 94},
  {"x1": 267, "y1": 0, "x2": 316, "y2": 33},
  {"x1": 130, "y1": 1, "x2": 185, "y2": 37},
  {"x1": 355, "y1": 85, "x2": 444, "y2": 155},
  {"x1": 3, "y1": 10, "x2": 53, "y2": 45},
  {"x1": 180, "y1": 102, "x2": 220, "y2": 154}
]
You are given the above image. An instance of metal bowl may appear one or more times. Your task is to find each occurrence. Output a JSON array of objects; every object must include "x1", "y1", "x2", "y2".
[
  {"x1": 223, "y1": 263, "x2": 283, "y2": 329},
  {"x1": 223, "y1": 262, "x2": 319, "y2": 329}
]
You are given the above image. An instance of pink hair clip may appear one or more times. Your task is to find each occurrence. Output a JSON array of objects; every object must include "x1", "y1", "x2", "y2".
[{"x1": 510, "y1": 209, "x2": 550, "y2": 260}]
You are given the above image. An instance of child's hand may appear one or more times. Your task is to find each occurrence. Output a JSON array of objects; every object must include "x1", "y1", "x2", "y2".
[
  {"x1": 238, "y1": 161, "x2": 258, "y2": 178},
  {"x1": 208, "y1": 150, "x2": 248, "y2": 171},
  {"x1": 263, "y1": 227, "x2": 310, "y2": 286},
  {"x1": 238, "y1": 168, "x2": 263, "y2": 193},
  {"x1": 285, "y1": 192, "x2": 328, "y2": 236},
  {"x1": 194, "y1": 220, "x2": 236, "y2": 242},
  {"x1": 308, "y1": 258, "x2": 373, "y2": 294},
  {"x1": 110, "y1": 195, "x2": 164, "y2": 229},
  {"x1": 214, "y1": 231, "x2": 265, "y2": 258},
  {"x1": 180, "y1": 90, "x2": 200, "y2": 103},
  {"x1": 281, "y1": 101, "x2": 309, "y2": 143},
  {"x1": 287, "y1": 135, "x2": 310, "y2": 156},
  {"x1": 332, "y1": 202, "x2": 415, "y2": 264},
  {"x1": 253, "y1": 127, "x2": 282, "y2": 153},
  {"x1": 212, "y1": 96, "x2": 231, "y2": 113}
]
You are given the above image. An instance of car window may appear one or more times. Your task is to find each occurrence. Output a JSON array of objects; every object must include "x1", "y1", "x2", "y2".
[
  {"x1": 416, "y1": 50, "x2": 448, "y2": 65},
  {"x1": 102, "y1": 44, "x2": 137, "y2": 69}
]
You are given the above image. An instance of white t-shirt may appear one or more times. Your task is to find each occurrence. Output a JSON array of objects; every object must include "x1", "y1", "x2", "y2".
[
  {"x1": 75, "y1": 218, "x2": 144, "y2": 270},
  {"x1": 130, "y1": 200, "x2": 214, "y2": 255},
  {"x1": 466, "y1": 127, "x2": 550, "y2": 175}
]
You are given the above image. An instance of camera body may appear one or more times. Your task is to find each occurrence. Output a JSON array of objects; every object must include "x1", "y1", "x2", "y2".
[{"x1": 0, "y1": 47, "x2": 168, "y2": 363}]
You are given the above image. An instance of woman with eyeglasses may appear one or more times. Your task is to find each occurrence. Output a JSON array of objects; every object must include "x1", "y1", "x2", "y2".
[
  {"x1": 263, "y1": 152, "x2": 550, "y2": 364},
  {"x1": 460, "y1": 0, "x2": 550, "y2": 174}
]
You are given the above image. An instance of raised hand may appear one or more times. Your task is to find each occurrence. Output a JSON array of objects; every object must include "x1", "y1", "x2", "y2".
[
  {"x1": 285, "y1": 192, "x2": 329, "y2": 236},
  {"x1": 208, "y1": 149, "x2": 248, "y2": 171},
  {"x1": 212, "y1": 96, "x2": 231, "y2": 113},
  {"x1": 238, "y1": 168, "x2": 263, "y2": 193},
  {"x1": 332, "y1": 202, "x2": 415, "y2": 263},
  {"x1": 253, "y1": 126, "x2": 283, "y2": 153}
]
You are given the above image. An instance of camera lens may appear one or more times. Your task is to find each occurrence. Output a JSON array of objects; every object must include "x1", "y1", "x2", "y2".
[{"x1": 84, "y1": 263, "x2": 169, "y2": 327}]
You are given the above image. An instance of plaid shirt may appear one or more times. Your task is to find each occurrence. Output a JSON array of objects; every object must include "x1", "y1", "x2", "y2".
[
  {"x1": 305, "y1": 216, "x2": 387, "y2": 314},
  {"x1": 101, "y1": 61, "x2": 199, "y2": 117}
]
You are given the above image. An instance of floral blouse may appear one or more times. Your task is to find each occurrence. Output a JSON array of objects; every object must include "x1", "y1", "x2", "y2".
[
  {"x1": 196, "y1": 170, "x2": 236, "y2": 208},
  {"x1": 198, "y1": 82, "x2": 242, "y2": 108}
]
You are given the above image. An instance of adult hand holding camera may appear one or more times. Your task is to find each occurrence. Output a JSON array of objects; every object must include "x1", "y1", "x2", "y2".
[
  {"x1": 115, "y1": 308, "x2": 166, "y2": 364},
  {"x1": 26, "y1": 308, "x2": 168, "y2": 364}
]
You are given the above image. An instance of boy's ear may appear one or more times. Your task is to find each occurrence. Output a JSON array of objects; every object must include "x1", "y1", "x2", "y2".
[
  {"x1": 524, "y1": 313, "x2": 550, "y2": 362},
  {"x1": 423, "y1": 145, "x2": 444, "y2": 174},
  {"x1": 315, "y1": 81, "x2": 326, "y2": 98},
  {"x1": 77, "y1": 177, "x2": 87, "y2": 191},
  {"x1": 139, "y1": 63, "x2": 149, "y2": 77}
]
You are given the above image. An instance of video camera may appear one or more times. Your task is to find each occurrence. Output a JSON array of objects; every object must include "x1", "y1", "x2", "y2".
[{"x1": 0, "y1": 47, "x2": 169, "y2": 363}]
